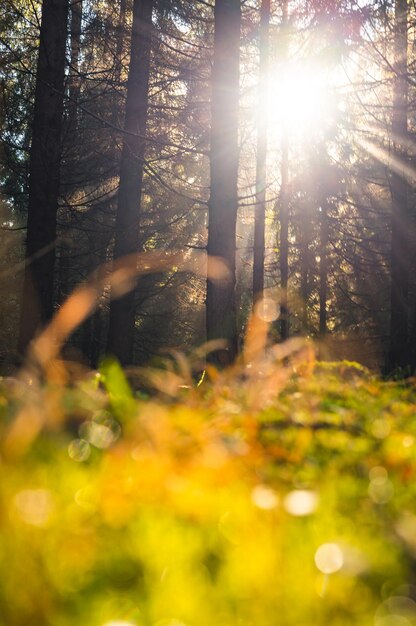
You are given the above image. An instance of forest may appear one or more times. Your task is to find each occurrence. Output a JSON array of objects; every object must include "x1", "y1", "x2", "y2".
[
  {"x1": 3, "y1": 1, "x2": 416, "y2": 626},
  {"x1": 0, "y1": 0, "x2": 414, "y2": 373}
]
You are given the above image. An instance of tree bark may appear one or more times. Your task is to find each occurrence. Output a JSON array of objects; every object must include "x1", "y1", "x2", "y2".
[
  {"x1": 300, "y1": 205, "x2": 311, "y2": 332},
  {"x1": 253, "y1": 0, "x2": 271, "y2": 304},
  {"x1": 319, "y1": 201, "x2": 328, "y2": 336},
  {"x1": 206, "y1": 0, "x2": 241, "y2": 364},
  {"x1": 388, "y1": 0, "x2": 409, "y2": 372},
  {"x1": 279, "y1": 0, "x2": 289, "y2": 340},
  {"x1": 107, "y1": 0, "x2": 153, "y2": 365},
  {"x1": 68, "y1": 0, "x2": 82, "y2": 129},
  {"x1": 18, "y1": 0, "x2": 69, "y2": 356}
]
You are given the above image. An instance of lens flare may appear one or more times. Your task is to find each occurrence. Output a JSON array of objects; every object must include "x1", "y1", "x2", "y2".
[{"x1": 314, "y1": 543, "x2": 344, "y2": 574}]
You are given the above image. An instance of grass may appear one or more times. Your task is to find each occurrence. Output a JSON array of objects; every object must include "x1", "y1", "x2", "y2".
[{"x1": 1, "y1": 347, "x2": 416, "y2": 626}]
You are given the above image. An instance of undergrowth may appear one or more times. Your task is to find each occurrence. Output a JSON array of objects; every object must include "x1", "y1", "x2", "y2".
[{"x1": 1, "y1": 348, "x2": 416, "y2": 626}]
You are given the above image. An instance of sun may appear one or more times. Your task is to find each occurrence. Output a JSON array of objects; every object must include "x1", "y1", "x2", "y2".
[{"x1": 266, "y1": 61, "x2": 334, "y2": 137}]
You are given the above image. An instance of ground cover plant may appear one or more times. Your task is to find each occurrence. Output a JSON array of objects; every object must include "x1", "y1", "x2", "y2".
[{"x1": 1, "y1": 343, "x2": 416, "y2": 626}]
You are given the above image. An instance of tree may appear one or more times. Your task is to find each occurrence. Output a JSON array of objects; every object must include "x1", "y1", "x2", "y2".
[
  {"x1": 107, "y1": 0, "x2": 154, "y2": 365},
  {"x1": 18, "y1": 0, "x2": 69, "y2": 356},
  {"x1": 278, "y1": 0, "x2": 290, "y2": 340},
  {"x1": 253, "y1": 0, "x2": 271, "y2": 304},
  {"x1": 206, "y1": 0, "x2": 241, "y2": 363},
  {"x1": 68, "y1": 0, "x2": 83, "y2": 130},
  {"x1": 388, "y1": 0, "x2": 410, "y2": 371}
]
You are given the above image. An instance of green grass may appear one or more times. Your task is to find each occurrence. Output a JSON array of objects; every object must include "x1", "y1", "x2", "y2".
[{"x1": 1, "y1": 358, "x2": 416, "y2": 626}]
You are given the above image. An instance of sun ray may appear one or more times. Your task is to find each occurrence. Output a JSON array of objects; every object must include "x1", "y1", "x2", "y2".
[{"x1": 355, "y1": 135, "x2": 416, "y2": 185}]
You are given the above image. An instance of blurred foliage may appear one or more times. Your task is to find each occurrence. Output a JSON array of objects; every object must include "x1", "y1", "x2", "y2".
[{"x1": 1, "y1": 357, "x2": 416, "y2": 626}]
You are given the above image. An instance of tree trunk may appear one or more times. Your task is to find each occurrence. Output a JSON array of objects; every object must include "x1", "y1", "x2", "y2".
[
  {"x1": 253, "y1": 0, "x2": 271, "y2": 304},
  {"x1": 68, "y1": 0, "x2": 82, "y2": 129},
  {"x1": 107, "y1": 0, "x2": 153, "y2": 365},
  {"x1": 278, "y1": 0, "x2": 289, "y2": 341},
  {"x1": 388, "y1": 0, "x2": 409, "y2": 372},
  {"x1": 300, "y1": 209, "x2": 311, "y2": 332},
  {"x1": 18, "y1": 0, "x2": 69, "y2": 356},
  {"x1": 279, "y1": 131, "x2": 289, "y2": 340},
  {"x1": 319, "y1": 201, "x2": 328, "y2": 336},
  {"x1": 56, "y1": 0, "x2": 82, "y2": 312},
  {"x1": 206, "y1": 0, "x2": 241, "y2": 364}
]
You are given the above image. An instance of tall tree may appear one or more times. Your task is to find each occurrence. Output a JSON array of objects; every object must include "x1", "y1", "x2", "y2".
[
  {"x1": 68, "y1": 0, "x2": 83, "y2": 129},
  {"x1": 18, "y1": 0, "x2": 69, "y2": 356},
  {"x1": 206, "y1": 0, "x2": 241, "y2": 363},
  {"x1": 278, "y1": 0, "x2": 290, "y2": 340},
  {"x1": 253, "y1": 0, "x2": 271, "y2": 304},
  {"x1": 388, "y1": 0, "x2": 410, "y2": 371},
  {"x1": 107, "y1": 0, "x2": 154, "y2": 365},
  {"x1": 319, "y1": 200, "x2": 329, "y2": 336}
]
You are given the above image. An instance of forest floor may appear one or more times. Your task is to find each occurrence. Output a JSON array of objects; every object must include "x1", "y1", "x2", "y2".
[{"x1": 1, "y1": 351, "x2": 416, "y2": 626}]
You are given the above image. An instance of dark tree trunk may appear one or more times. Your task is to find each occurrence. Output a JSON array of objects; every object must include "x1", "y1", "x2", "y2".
[
  {"x1": 300, "y1": 209, "x2": 311, "y2": 332},
  {"x1": 319, "y1": 201, "x2": 329, "y2": 336},
  {"x1": 278, "y1": 0, "x2": 289, "y2": 340},
  {"x1": 253, "y1": 0, "x2": 271, "y2": 304},
  {"x1": 206, "y1": 0, "x2": 241, "y2": 364},
  {"x1": 56, "y1": 0, "x2": 82, "y2": 311},
  {"x1": 68, "y1": 0, "x2": 82, "y2": 129},
  {"x1": 279, "y1": 132, "x2": 289, "y2": 340},
  {"x1": 388, "y1": 0, "x2": 410, "y2": 372},
  {"x1": 18, "y1": 0, "x2": 69, "y2": 356},
  {"x1": 107, "y1": 0, "x2": 153, "y2": 365}
]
